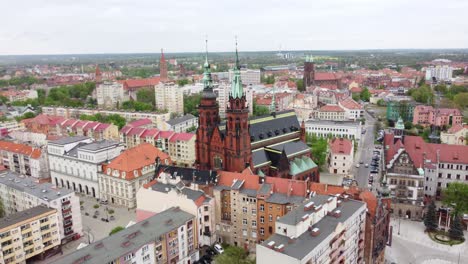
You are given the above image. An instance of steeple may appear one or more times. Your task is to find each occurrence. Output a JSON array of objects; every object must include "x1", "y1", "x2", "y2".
[
  {"x1": 202, "y1": 39, "x2": 215, "y2": 97},
  {"x1": 160, "y1": 48, "x2": 168, "y2": 81},
  {"x1": 269, "y1": 90, "x2": 276, "y2": 113},
  {"x1": 230, "y1": 38, "x2": 243, "y2": 99}
]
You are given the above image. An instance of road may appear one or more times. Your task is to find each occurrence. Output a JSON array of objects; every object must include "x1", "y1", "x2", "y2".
[{"x1": 352, "y1": 109, "x2": 381, "y2": 188}]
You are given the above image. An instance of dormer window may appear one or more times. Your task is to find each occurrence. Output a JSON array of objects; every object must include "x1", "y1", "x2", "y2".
[
  {"x1": 106, "y1": 168, "x2": 111, "y2": 175},
  {"x1": 134, "y1": 170, "x2": 139, "y2": 177}
]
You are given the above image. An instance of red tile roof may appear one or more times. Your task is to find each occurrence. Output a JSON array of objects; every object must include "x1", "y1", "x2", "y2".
[
  {"x1": 218, "y1": 170, "x2": 260, "y2": 190},
  {"x1": 0, "y1": 141, "x2": 42, "y2": 159},
  {"x1": 339, "y1": 97, "x2": 362, "y2": 110},
  {"x1": 119, "y1": 77, "x2": 160, "y2": 89},
  {"x1": 447, "y1": 124, "x2": 468, "y2": 133},
  {"x1": 22, "y1": 114, "x2": 64, "y2": 126},
  {"x1": 329, "y1": 138, "x2": 353, "y2": 155},
  {"x1": 140, "y1": 128, "x2": 160, "y2": 138},
  {"x1": 158, "y1": 131, "x2": 175, "y2": 139},
  {"x1": 264, "y1": 177, "x2": 308, "y2": 197},
  {"x1": 315, "y1": 72, "x2": 339, "y2": 81},
  {"x1": 127, "y1": 118, "x2": 153, "y2": 128},
  {"x1": 169, "y1": 133, "x2": 195, "y2": 142},
  {"x1": 319, "y1": 104, "x2": 345, "y2": 112}
]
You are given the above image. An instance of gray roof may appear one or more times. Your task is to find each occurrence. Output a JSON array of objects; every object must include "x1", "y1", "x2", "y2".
[
  {"x1": 305, "y1": 119, "x2": 361, "y2": 128},
  {"x1": 48, "y1": 136, "x2": 90, "y2": 145},
  {"x1": 277, "y1": 195, "x2": 333, "y2": 226},
  {"x1": 261, "y1": 198, "x2": 365, "y2": 260},
  {"x1": 0, "y1": 206, "x2": 56, "y2": 230},
  {"x1": 151, "y1": 182, "x2": 205, "y2": 202},
  {"x1": 266, "y1": 141, "x2": 310, "y2": 157},
  {"x1": 77, "y1": 140, "x2": 120, "y2": 152},
  {"x1": 0, "y1": 171, "x2": 74, "y2": 201},
  {"x1": 231, "y1": 179, "x2": 245, "y2": 190},
  {"x1": 52, "y1": 207, "x2": 194, "y2": 264},
  {"x1": 265, "y1": 193, "x2": 305, "y2": 205},
  {"x1": 252, "y1": 149, "x2": 271, "y2": 167},
  {"x1": 239, "y1": 188, "x2": 258, "y2": 197},
  {"x1": 258, "y1": 183, "x2": 272, "y2": 196},
  {"x1": 166, "y1": 114, "x2": 197, "y2": 126}
]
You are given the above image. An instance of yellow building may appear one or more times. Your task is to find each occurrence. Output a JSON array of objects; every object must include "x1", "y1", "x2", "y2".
[{"x1": 0, "y1": 206, "x2": 60, "y2": 264}]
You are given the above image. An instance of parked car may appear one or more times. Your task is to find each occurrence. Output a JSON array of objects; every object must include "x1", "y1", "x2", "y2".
[
  {"x1": 359, "y1": 161, "x2": 364, "y2": 164},
  {"x1": 214, "y1": 244, "x2": 224, "y2": 254},
  {"x1": 356, "y1": 164, "x2": 360, "y2": 168},
  {"x1": 365, "y1": 164, "x2": 369, "y2": 168},
  {"x1": 370, "y1": 169, "x2": 378, "y2": 173}
]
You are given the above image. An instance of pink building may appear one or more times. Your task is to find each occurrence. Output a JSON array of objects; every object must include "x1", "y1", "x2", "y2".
[{"x1": 413, "y1": 105, "x2": 463, "y2": 127}]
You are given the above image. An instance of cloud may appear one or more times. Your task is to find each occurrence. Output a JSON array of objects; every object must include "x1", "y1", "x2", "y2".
[{"x1": 0, "y1": 0, "x2": 467, "y2": 55}]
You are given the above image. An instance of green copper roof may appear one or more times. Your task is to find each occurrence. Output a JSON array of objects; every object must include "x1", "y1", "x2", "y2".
[
  {"x1": 269, "y1": 92, "x2": 276, "y2": 113},
  {"x1": 395, "y1": 116, "x2": 405, "y2": 130},
  {"x1": 305, "y1": 55, "x2": 314, "y2": 63},
  {"x1": 230, "y1": 41, "x2": 243, "y2": 99},
  {"x1": 289, "y1": 156, "x2": 317, "y2": 176},
  {"x1": 258, "y1": 170, "x2": 265, "y2": 177}
]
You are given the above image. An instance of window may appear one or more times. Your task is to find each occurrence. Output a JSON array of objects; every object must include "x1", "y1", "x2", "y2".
[
  {"x1": 269, "y1": 214, "x2": 273, "y2": 222},
  {"x1": 143, "y1": 255, "x2": 150, "y2": 262},
  {"x1": 242, "y1": 207, "x2": 247, "y2": 213},
  {"x1": 252, "y1": 208, "x2": 256, "y2": 214},
  {"x1": 260, "y1": 228, "x2": 265, "y2": 235},
  {"x1": 242, "y1": 219, "x2": 247, "y2": 225},
  {"x1": 447, "y1": 174, "x2": 451, "y2": 179},
  {"x1": 252, "y1": 220, "x2": 257, "y2": 227},
  {"x1": 260, "y1": 216, "x2": 264, "y2": 223},
  {"x1": 260, "y1": 204, "x2": 264, "y2": 212}
]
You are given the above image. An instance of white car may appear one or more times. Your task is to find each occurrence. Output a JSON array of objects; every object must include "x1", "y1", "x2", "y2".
[
  {"x1": 355, "y1": 164, "x2": 360, "y2": 168},
  {"x1": 214, "y1": 244, "x2": 224, "y2": 254}
]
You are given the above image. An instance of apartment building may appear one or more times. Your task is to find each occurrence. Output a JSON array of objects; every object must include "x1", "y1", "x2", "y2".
[
  {"x1": 58, "y1": 119, "x2": 119, "y2": 141},
  {"x1": 316, "y1": 105, "x2": 346, "y2": 121},
  {"x1": 0, "y1": 120, "x2": 24, "y2": 134},
  {"x1": 440, "y1": 124, "x2": 468, "y2": 145},
  {"x1": 137, "y1": 178, "x2": 217, "y2": 246},
  {"x1": 160, "y1": 114, "x2": 198, "y2": 132},
  {"x1": 425, "y1": 65, "x2": 453, "y2": 82},
  {"x1": 229, "y1": 69, "x2": 261, "y2": 85},
  {"x1": 0, "y1": 89, "x2": 38, "y2": 102},
  {"x1": 0, "y1": 171, "x2": 82, "y2": 243},
  {"x1": 95, "y1": 82, "x2": 127, "y2": 108},
  {"x1": 155, "y1": 82, "x2": 184, "y2": 115},
  {"x1": 52, "y1": 207, "x2": 199, "y2": 264},
  {"x1": 0, "y1": 141, "x2": 49, "y2": 179},
  {"x1": 99, "y1": 143, "x2": 171, "y2": 208},
  {"x1": 48, "y1": 136, "x2": 123, "y2": 199},
  {"x1": 0, "y1": 206, "x2": 60, "y2": 264},
  {"x1": 257, "y1": 194, "x2": 366, "y2": 264},
  {"x1": 41, "y1": 106, "x2": 171, "y2": 128},
  {"x1": 412, "y1": 105, "x2": 463, "y2": 127},
  {"x1": 338, "y1": 97, "x2": 364, "y2": 120},
  {"x1": 305, "y1": 120, "x2": 362, "y2": 141},
  {"x1": 328, "y1": 138, "x2": 354, "y2": 175}
]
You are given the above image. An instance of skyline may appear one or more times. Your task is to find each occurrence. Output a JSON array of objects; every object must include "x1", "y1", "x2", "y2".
[{"x1": 1, "y1": 0, "x2": 468, "y2": 55}]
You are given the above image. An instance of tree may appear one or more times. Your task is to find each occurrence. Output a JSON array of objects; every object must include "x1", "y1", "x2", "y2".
[
  {"x1": 352, "y1": 93, "x2": 360, "y2": 102},
  {"x1": 296, "y1": 79, "x2": 305, "y2": 92},
  {"x1": 448, "y1": 215, "x2": 464, "y2": 241},
  {"x1": 377, "y1": 99, "x2": 386, "y2": 106},
  {"x1": 261, "y1": 75, "x2": 275, "y2": 84},
  {"x1": 306, "y1": 133, "x2": 328, "y2": 170},
  {"x1": 184, "y1": 93, "x2": 202, "y2": 116},
  {"x1": 0, "y1": 95, "x2": 8, "y2": 104},
  {"x1": 136, "y1": 88, "x2": 155, "y2": 106},
  {"x1": 109, "y1": 226, "x2": 125, "y2": 236},
  {"x1": 15, "y1": 112, "x2": 36, "y2": 122},
  {"x1": 252, "y1": 101, "x2": 270, "y2": 116},
  {"x1": 410, "y1": 85, "x2": 434, "y2": 104},
  {"x1": 424, "y1": 200, "x2": 438, "y2": 232},
  {"x1": 453, "y1": 92, "x2": 468, "y2": 109},
  {"x1": 177, "y1": 79, "x2": 190, "y2": 87},
  {"x1": 0, "y1": 198, "x2": 5, "y2": 218},
  {"x1": 442, "y1": 182, "x2": 468, "y2": 217},
  {"x1": 214, "y1": 246, "x2": 254, "y2": 264},
  {"x1": 404, "y1": 121, "x2": 413, "y2": 130},
  {"x1": 360, "y1": 87, "x2": 371, "y2": 102},
  {"x1": 186, "y1": 125, "x2": 197, "y2": 133}
]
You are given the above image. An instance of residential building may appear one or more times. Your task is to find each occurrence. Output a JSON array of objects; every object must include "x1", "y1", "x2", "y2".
[
  {"x1": 22, "y1": 114, "x2": 64, "y2": 135},
  {"x1": 0, "y1": 140, "x2": 49, "y2": 179},
  {"x1": 48, "y1": 136, "x2": 124, "y2": 199},
  {"x1": 412, "y1": 105, "x2": 463, "y2": 127},
  {"x1": 51, "y1": 207, "x2": 199, "y2": 264},
  {"x1": 303, "y1": 56, "x2": 342, "y2": 89},
  {"x1": 41, "y1": 106, "x2": 171, "y2": 128},
  {"x1": 57, "y1": 119, "x2": 119, "y2": 141},
  {"x1": 338, "y1": 97, "x2": 364, "y2": 120},
  {"x1": 8, "y1": 130, "x2": 48, "y2": 146},
  {"x1": 316, "y1": 104, "x2": 346, "y2": 121},
  {"x1": 214, "y1": 82, "x2": 253, "y2": 118},
  {"x1": 118, "y1": 77, "x2": 160, "y2": 100},
  {"x1": 425, "y1": 65, "x2": 453, "y2": 82},
  {"x1": 0, "y1": 171, "x2": 82, "y2": 243},
  {"x1": 386, "y1": 101, "x2": 415, "y2": 122},
  {"x1": 328, "y1": 138, "x2": 354, "y2": 175},
  {"x1": 0, "y1": 89, "x2": 38, "y2": 102},
  {"x1": 95, "y1": 81, "x2": 127, "y2": 108},
  {"x1": 99, "y1": 143, "x2": 171, "y2": 208},
  {"x1": 155, "y1": 82, "x2": 184, "y2": 115},
  {"x1": 0, "y1": 206, "x2": 60, "y2": 263},
  {"x1": 305, "y1": 120, "x2": 362, "y2": 141},
  {"x1": 229, "y1": 69, "x2": 261, "y2": 85},
  {"x1": 0, "y1": 120, "x2": 24, "y2": 135},
  {"x1": 440, "y1": 124, "x2": 468, "y2": 145},
  {"x1": 256, "y1": 194, "x2": 366, "y2": 264},
  {"x1": 137, "y1": 179, "x2": 216, "y2": 246},
  {"x1": 160, "y1": 114, "x2": 198, "y2": 132}
]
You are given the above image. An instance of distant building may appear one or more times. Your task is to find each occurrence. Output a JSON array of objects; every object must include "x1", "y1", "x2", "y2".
[
  {"x1": 0, "y1": 206, "x2": 61, "y2": 263},
  {"x1": 303, "y1": 56, "x2": 341, "y2": 89},
  {"x1": 118, "y1": 77, "x2": 160, "y2": 100},
  {"x1": 256, "y1": 194, "x2": 366, "y2": 264},
  {"x1": 316, "y1": 104, "x2": 346, "y2": 121},
  {"x1": 160, "y1": 49, "x2": 168, "y2": 81},
  {"x1": 0, "y1": 140, "x2": 49, "y2": 179},
  {"x1": 305, "y1": 120, "x2": 362, "y2": 141},
  {"x1": 51, "y1": 207, "x2": 199, "y2": 264},
  {"x1": 0, "y1": 89, "x2": 38, "y2": 102},
  {"x1": 229, "y1": 69, "x2": 261, "y2": 85},
  {"x1": 48, "y1": 136, "x2": 124, "y2": 199},
  {"x1": 440, "y1": 124, "x2": 468, "y2": 145},
  {"x1": 338, "y1": 97, "x2": 364, "y2": 120},
  {"x1": 160, "y1": 114, "x2": 198, "y2": 132},
  {"x1": 328, "y1": 138, "x2": 354, "y2": 175},
  {"x1": 0, "y1": 171, "x2": 82, "y2": 244},
  {"x1": 215, "y1": 82, "x2": 253, "y2": 118},
  {"x1": 386, "y1": 101, "x2": 415, "y2": 122},
  {"x1": 95, "y1": 82, "x2": 127, "y2": 108},
  {"x1": 57, "y1": 118, "x2": 119, "y2": 141},
  {"x1": 155, "y1": 82, "x2": 184, "y2": 115},
  {"x1": 99, "y1": 143, "x2": 170, "y2": 208},
  {"x1": 425, "y1": 65, "x2": 453, "y2": 82},
  {"x1": 22, "y1": 114, "x2": 64, "y2": 135},
  {"x1": 412, "y1": 105, "x2": 463, "y2": 127},
  {"x1": 0, "y1": 120, "x2": 24, "y2": 135}
]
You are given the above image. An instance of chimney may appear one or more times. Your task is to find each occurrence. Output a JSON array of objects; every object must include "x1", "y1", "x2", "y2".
[
  {"x1": 304, "y1": 201, "x2": 314, "y2": 211},
  {"x1": 310, "y1": 227, "x2": 320, "y2": 237},
  {"x1": 267, "y1": 241, "x2": 276, "y2": 249}
]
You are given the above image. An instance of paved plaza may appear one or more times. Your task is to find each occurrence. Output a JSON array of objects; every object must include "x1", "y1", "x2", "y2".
[{"x1": 386, "y1": 218, "x2": 468, "y2": 264}]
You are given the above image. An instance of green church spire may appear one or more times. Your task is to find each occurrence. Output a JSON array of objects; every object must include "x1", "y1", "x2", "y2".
[
  {"x1": 230, "y1": 37, "x2": 243, "y2": 99},
  {"x1": 202, "y1": 39, "x2": 214, "y2": 92},
  {"x1": 270, "y1": 89, "x2": 276, "y2": 113}
]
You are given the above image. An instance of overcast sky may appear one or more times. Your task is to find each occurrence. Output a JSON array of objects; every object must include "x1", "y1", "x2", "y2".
[{"x1": 1, "y1": 0, "x2": 467, "y2": 55}]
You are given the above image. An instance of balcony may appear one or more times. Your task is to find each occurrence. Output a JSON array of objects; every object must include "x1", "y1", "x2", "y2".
[
  {"x1": 64, "y1": 229, "x2": 74, "y2": 237},
  {"x1": 202, "y1": 231, "x2": 212, "y2": 237},
  {"x1": 64, "y1": 221, "x2": 73, "y2": 228},
  {"x1": 62, "y1": 200, "x2": 70, "y2": 206}
]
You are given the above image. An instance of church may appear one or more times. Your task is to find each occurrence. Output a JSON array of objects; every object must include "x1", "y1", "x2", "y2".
[{"x1": 195, "y1": 46, "x2": 319, "y2": 182}]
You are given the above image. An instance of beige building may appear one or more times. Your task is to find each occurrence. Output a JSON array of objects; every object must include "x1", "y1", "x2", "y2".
[
  {"x1": 0, "y1": 140, "x2": 49, "y2": 179},
  {"x1": 95, "y1": 82, "x2": 127, "y2": 108},
  {"x1": 440, "y1": 124, "x2": 467, "y2": 145},
  {"x1": 99, "y1": 143, "x2": 171, "y2": 208},
  {"x1": 0, "y1": 206, "x2": 61, "y2": 263},
  {"x1": 155, "y1": 82, "x2": 184, "y2": 115},
  {"x1": 328, "y1": 138, "x2": 354, "y2": 175},
  {"x1": 57, "y1": 119, "x2": 119, "y2": 141},
  {"x1": 316, "y1": 104, "x2": 346, "y2": 121}
]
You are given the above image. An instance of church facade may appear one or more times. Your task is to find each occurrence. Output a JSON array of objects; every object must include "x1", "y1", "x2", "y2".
[{"x1": 196, "y1": 48, "x2": 319, "y2": 181}]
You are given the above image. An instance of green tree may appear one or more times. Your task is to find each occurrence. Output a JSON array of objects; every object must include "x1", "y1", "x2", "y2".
[
  {"x1": 15, "y1": 112, "x2": 36, "y2": 122},
  {"x1": 360, "y1": 87, "x2": 371, "y2": 102},
  {"x1": 448, "y1": 215, "x2": 464, "y2": 241},
  {"x1": 177, "y1": 79, "x2": 190, "y2": 87},
  {"x1": 377, "y1": 99, "x2": 386, "y2": 106},
  {"x1": 136, "y1": 88, "x2": 155, "y2": 106},
  {"x1": 253, "y1": 101, "x2": 270, "y2": 116},
  {"x1": 261, "y1": 75, "x2": 275, "y2": 84},
  {"x1": 442, "y1": 182, "x2": 468, "y2": 217},
  {"x1": 296, "y1": 79, "x2": 305, "y2": 92},
  {"x1": 410, "y1": 85, "x2": 434, "y2": 104},
  {"x1": 434, "y1": 84, "x2": 447, "y2": 94},
  {"x1": 352, "y1": 93, "x2": 360, "y2": 102},
  {"x1": 214, "y1": 246, "x2": 254, "y2": 264},
  {"x1": 0, "y1": 198, "x2": 5, "y2": 218},
  {"x1": 424, "y1": 200, "x2": 438, "y2": 232},
  {"x1": 0, "y1": 95, "x2": 8, "y2": 104},
  {"x1": 404, "y1": 121, "x2": 413, "y2": 130},
  {"x1": 109, "y1": 226, "x2": 125, "y2": 236},
  {"x1": 186, "y1": 125, "x2": 197, "y2": 133},
  {"x1": 306, "y1": 133, "x2": 328, "y2": 170},
  {"x1": 453, "y1": 92, "x2": 468, "y2": 109},
  {"x1": 184, "y1": 93, "x2": 202, "y2": 116}
]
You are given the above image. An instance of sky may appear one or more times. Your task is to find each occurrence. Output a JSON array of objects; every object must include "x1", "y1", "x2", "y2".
[{"x1": 1, "y1": 0, "x2": 467, "y2": 55}]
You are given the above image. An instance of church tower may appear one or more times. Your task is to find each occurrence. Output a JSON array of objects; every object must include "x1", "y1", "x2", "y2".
[
  {"x1": 195, "y1": 41, "x2": 220, "y2": 170},
  {"x1": 95, "y1": 65, "x2": 102, "y2": 84},
  {"x1": 224, "y1": 41, "x2": 252, "y2": 172},
  {"x1": 393, "y1": 116, "x2": 405, "y2": 140},
  {"x1": 303, "y1": 55, "x2": 315, "y2": 87},
  {"x1": 160, "y1": 49, "x2": 168, "y2": 81}
]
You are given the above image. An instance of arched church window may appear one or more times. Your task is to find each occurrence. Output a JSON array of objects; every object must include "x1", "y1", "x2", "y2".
[{"x1": 214, "y1": 156, "x2": 223, "y2": 169}]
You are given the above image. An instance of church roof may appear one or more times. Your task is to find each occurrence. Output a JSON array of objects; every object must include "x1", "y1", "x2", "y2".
[
  {"x1": 249, "y1": 110, "x2": 301, "y2": 143},
  {"x1": 290, "y1": 156, "x2": 317, "y2": 176},
  {"x1": 266, "y1": 141, "x2": 310, "y2": 158}
]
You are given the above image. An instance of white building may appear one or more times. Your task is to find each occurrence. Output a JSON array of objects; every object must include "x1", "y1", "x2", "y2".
[
  {"x1": 328, "y1": 138, "x2": 354, "y2": 175},
  {"x1": 215, "y1": 82, "x2": 253, "y2": 119},
  {"x1": 9, "y1": 130, "x2": 48, "y2": 146},
  {"x1": 137, "y1": 177, "x2": 217, "y2": 246},
  {"x1": 0, "y1": 171, "x2": 82, "y2": 244},
  {"x1": 96, "y1": 82, "x2": 127, "y2": 108},
  {"x1": 256, "y1": 194, "x2": 366, "y2": 264},
  {"x1": 338, "y1": 98, "x2": 364, "y2": 120},
  {"x1": 440, "y1": 124, "x2": 468, "y2": 145},
  {"x1": 160, "y1": 114, "x2": 198, "y2": 132},
  {"x1": 229, "y1": 69, "x2": 261, "y2": 85},
  {"x1": 0, "y1": 120, "x2": 24, "y2": 133},
  {"x1": 316, "y1": 104, "x2": 346, "y2": 121},
  {"x1": 155, "y1": 82, "x2": 184, "y2": 115},
  {"x1": 0, "y1": 140, "x2": 49, "y2": 179},
  {"x1": 305, "y1": 120, "x2": 362, "y2": 141},
  {"x1": 48, "y1": 136, "x2": 123, "y2": 199},
  {"x1": 425, "y1": 65, "x2": 453, "y2": 82}
]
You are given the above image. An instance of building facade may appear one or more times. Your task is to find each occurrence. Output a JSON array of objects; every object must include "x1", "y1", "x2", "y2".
[
  {"x1": 339, "y1": 98, "x2": 364, "y2": 120},
  {"x1": 96, "y1": 82, "x2": 127, "y2": 108},
  {"x1": 57, "y1": 119, "x2": 119, "y2": 141},
  {"x1": 316, "y1": 105, "x2": 346, "y2": 121},
  {"x1": 0, "y1": 141, "x2": 49, "y2": 179},
  {"x1": 48, "y1": 136, "x2": 123, "y2": 199},
  {"x1": 155, "y1": 82, "x2": 184, "y2": 115},
  {"x1": 440, "y1": 124, "x2": 467, "y2": 145},
  {"x1": 386, "y1": 101, "x2": 415, "y2": 122},
  {"x1": 425, "y1": 65, "x2": 453, "y2": 82},
  {"x1": 229, "y1": 69, "x2": 261, "y2": 85},
  {"x1": 160, "y1": 114, "x2": 198, "y2": 132},
  {"x1": 305, "y1": 120, "x2": 362, "y2": 141},
  {"x1": 412, "y1": 105, "x2": 463, "y2": 127},
  {"x1": 328, "y1": 138, "x2": 354, "y2": 175},
  {"x1": 0, "y1": 171, "x2": 82, "y2": 244},
  {"x1": 0, "y1": 206, "x2": 61, "y2": 263}
]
